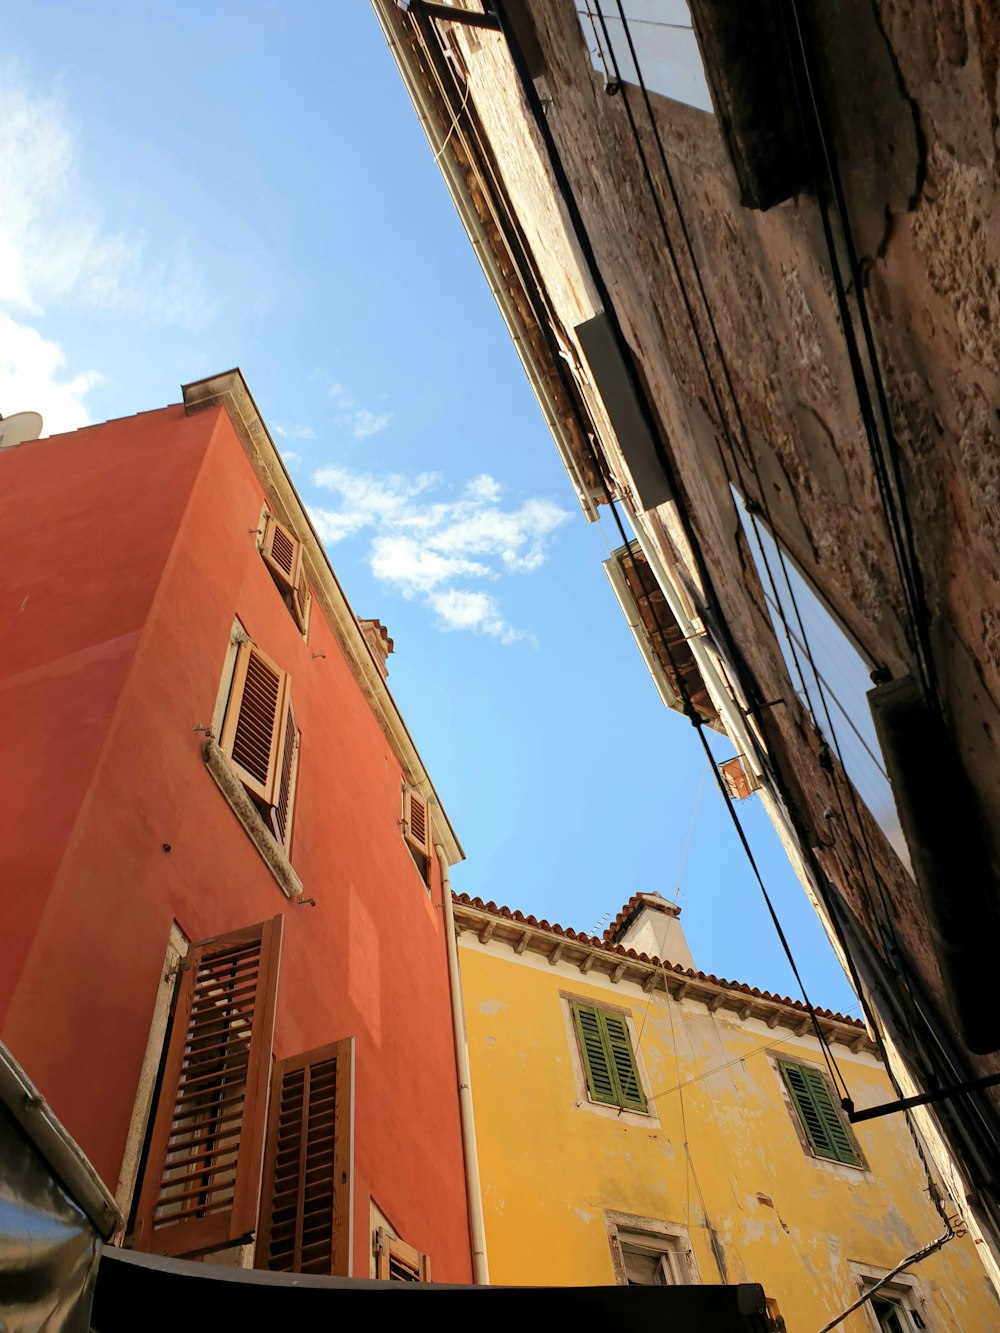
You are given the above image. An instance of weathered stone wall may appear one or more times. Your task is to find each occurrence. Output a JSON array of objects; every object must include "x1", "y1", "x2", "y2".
[{"x1": 498, "y1": 0, "x2": 1000, "y2": 1074}]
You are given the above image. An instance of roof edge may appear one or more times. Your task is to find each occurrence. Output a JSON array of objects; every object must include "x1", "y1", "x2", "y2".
[{"x1": 453, "y1": 893, "x2": 872, "y2": 1050}]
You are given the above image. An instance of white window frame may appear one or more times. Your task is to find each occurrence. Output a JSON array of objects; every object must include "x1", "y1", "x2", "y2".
[
  {"x1": 606, "y1": 1211, "x2": 699, "y2": 1286},
  {"x1": 848, "y1": 1261, "x2": 932, "y2": 1331}
]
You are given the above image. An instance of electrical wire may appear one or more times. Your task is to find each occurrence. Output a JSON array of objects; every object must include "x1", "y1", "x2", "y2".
[{"x1": 815, "y1": 1229, "x2": 957, "y2": 1333}]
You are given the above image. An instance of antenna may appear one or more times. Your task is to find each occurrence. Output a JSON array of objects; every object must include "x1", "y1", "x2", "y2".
[{"x1": 0, "y1": 412, "x2": 43, "y2": 449}]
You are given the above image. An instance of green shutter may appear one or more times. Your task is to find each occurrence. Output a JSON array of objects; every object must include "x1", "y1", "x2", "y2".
[
  {"x1": 779, "y1": 1061, "x2": 863, "y2": 1166},
  {"x1": 602, "y1": 1012, "x2": 647, "y2": 1113},
  {"x1": 574, "y1": 1004, "x2": 618, "y2": 1105},
  {"x1": 573, "y1": 1004, "x2": 647, "y2": 1113}
]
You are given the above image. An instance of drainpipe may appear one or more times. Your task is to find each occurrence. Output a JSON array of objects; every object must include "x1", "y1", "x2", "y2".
[{"x1": 436, "y1": 843, "x2": 490, "y2": 1285}]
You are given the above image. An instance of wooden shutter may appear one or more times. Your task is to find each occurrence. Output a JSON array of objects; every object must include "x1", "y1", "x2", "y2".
[
  {"x1": 269, "y1": 699, "x2": 300, "y2": 851},
  {"x1": 375, "y1": 1228, "x2": 431, "y2": 1282},
  {"x1": 261, "y1": 515, "x2": 302, "y2": 591},
  {"x1": 780, "y1": 1061, "x2": 863, "y2": 1166},
  {"x1": 403, "y1": 787, "x2": 431, "y2": 856},
  {"x1": 291, "y1": 571, "x2": 312, "y2": 636},
  {"x1": 132, "y1": 917, "x2": 283, "y2": 1257},
  {"x1": 573, "y1": 1003, "x2": 646, "y2": 1112},
  {"x1": 219, "y1": 640, "x2": 289, "y2": 803},
  {"x1": 256, "y1": 1039, "x2": 353, "y2": 1276},
  {"x1": 602, "y1": 1011, "x2": 647, "y2": 1112}
]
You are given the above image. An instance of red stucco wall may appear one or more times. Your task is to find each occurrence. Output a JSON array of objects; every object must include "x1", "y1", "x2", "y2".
[{"x1": 0, "y1": 404, "x2": 472, "y2": 1282}]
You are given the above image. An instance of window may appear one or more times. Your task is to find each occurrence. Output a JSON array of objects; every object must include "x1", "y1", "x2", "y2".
[
  {"x1": 733, "y1": 489, "x2": 912, "y2": 874},
  {"x1": 219, "y1": 637, "x2": 300, "y2": 853},
  {"x1": 574, "y1": 1, "x2": 712, "y2": 113},
  {"x1": 870, "y1": 1295, "x2": 925, "y2": 1332},
  {"x1": 260, "y1": 512, "x2": 312, "y2": 636},
  {"x1": 606, "y1": 1213, "x2": 697, "y2": 1286},
  {"x1": 619, "y1": 1231, "x2": 687, "y2": 1285},
  {"x1": 402, "y1": 785, "x2": 432, "y2": 887},
  {"x1": 850, "y1": 1265, "x2": 930, "y2": 1331},
  {"x1": 132, "y1": 918, "x2": 283, "y2": 1257},
  {"x1": 572, "y1": 1002, "x2": 647, "y2": 1113},
  {"x1": 256, "y1": 1040, "x2": 353, "y2": 1276},
  {"x1": 778, "y1": 1059, "x2": 865, "y2": 1168},
  {"x1": 375, "y1": 1227, "x2": 431, "y2": 1282},
  {"x1": 130, "y1": 919, "x2": 355, "y2": 1276}
]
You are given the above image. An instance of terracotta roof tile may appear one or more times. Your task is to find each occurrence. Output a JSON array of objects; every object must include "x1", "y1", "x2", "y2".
[{"x1": 453, "y1": 892, "x2": 864, "y2": 1030}]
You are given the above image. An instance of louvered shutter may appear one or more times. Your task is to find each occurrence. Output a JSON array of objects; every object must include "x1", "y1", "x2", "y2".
[
  {"x1": 602, "y1": 1012, "x2": 647, "y2": 1112},
  {"x1": 256, "y1": 1039, "x2": 353, "y2": 1276},
  {"x1": 574, "y1": 1004, "x2": 618, "y2": 1106},
  {"x1": 220, "y1": 641, "x2": 289, "y2": 803},
  {"x1": 261, "y1": 515, "x2": 302, "y2": 591},
  {"x1": 375, "y1": 1228, "x2": 431, "y2": 1282},
  {"x1": 291, "y1": 571, "x2": 312, "y2": 636},
  {"x1": 132, "y1": 917, "x2": 283, "y2": 1257},
  {"x1": 403, "y1": 788, "x2": 431, "y2": 856},
  {"x1": 780, "y1": 1061, "x2": 863, "y2": 1166},
  {"x1": 269, "y1": 699, "x2": 300, "y2": 850}
]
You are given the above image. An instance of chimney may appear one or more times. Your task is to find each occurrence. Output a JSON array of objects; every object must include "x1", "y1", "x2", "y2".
[
  {"x1": 360, "y1": 619, "x2": 394, "y2": 680},
  {"x1": 606, "y1": 893, "x2": 695, "y2": 971}
]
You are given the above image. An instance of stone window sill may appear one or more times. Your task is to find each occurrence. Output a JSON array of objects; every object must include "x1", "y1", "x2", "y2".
[{"x1": 203, "y1": 739, "x2": 303, "y2": 900}]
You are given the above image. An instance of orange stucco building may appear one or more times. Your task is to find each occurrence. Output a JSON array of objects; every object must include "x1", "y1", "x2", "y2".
[{"x1": 0, "y1": 370, "x2": 473, "y2": 1283}]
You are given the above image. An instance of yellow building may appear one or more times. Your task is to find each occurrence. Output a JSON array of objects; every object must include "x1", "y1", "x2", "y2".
[{"x1": 456, "y1": 892, "x2": 998, "y2": 1330}]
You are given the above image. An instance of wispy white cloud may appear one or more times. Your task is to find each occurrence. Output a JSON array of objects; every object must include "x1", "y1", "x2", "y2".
[
  {"x1": 275, "y1": 423, "x2": 316, "y2": 441},
  {"x1": 0, "y1": 74, "x2": 215, "y2": 330},
  {"x1": 328, "y1": 381, "x2": 392, "y2": 439},
  {"x1": 0, "y1": 311, "x2": 100, "y2": 435},
  {"x1": 311, "y1": 466, "x2": 568, "y2": 642}
]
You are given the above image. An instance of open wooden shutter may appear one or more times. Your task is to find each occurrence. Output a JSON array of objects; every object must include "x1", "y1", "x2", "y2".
[
  {"x1": 256, "y1": 1039, "x2": 353, "y2": 1276},
  {"x1": 132, "y1": 917, "x2": 282, "y2": 1257},
  {"x1": 375, "y1": 1228, "x2": 431, "y2": 1282},
  {"x1": 291, "y1": 571, "x2": 312, "y2": 636},
  {"x1": 261, "y1": 515, "x2": 302, "y2": 592},
  {"x1": 780, "y1": 1061, "x2": 863, "y2": 1166},
  {"x1": 602, "y1": 1012, "x2": 647, "y2": 1112},
  {"x1": 220, "y1": 640, "x2": 289, "y2": 803},
  {"x1": 403, "y1": 787, "x2": 431, "y2": 857},
  {"x1": 269, "y1": 698, "x2": 300, "y2": 850},
  {"x1": 574, "y1": 1003, "x2": 618, "y2": 1106}
]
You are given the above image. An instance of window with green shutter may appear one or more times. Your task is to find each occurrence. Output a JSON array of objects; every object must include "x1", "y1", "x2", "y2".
[
  {"x1": 778, "y1": 1060, "x2": 864, "y2": 1167},
  {"x1": 572, "y1": 1003, "x2": 647, "y2": 1113}
]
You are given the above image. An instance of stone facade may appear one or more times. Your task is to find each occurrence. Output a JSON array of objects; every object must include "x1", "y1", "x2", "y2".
[{"x1": 374, "y1": 0, "x2": 1000, "y2": 1286}]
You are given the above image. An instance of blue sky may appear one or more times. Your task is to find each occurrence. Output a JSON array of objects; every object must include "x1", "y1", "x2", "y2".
[{"x1": 2, "y1": 2, "x2": 857, "y2": 1015}]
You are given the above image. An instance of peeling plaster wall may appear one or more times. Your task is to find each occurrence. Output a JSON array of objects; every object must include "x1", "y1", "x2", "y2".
[{"x1": 458, "y1": 932, "x2": 999, "y2": 1328}]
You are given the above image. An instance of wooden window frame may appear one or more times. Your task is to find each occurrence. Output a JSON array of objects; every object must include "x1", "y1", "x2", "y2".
[
  {"x1": 777, "y1": 1058, "x2": 866, "y2": 1169},
  {"x1": 375, "y1": 1226, "x2": 431, "y2": 1282},
  {"x1": 571, "y1": 1000, "x2": 648, "y2": 1114},
  {"x1": 606, "y1": 1214, "x2": 698, "y2": 1287}
]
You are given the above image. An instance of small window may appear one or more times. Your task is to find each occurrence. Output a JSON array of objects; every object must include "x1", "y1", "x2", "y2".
[
  {"x1": 260, "y1": 512, "x2": 312, "y2": 636},
  {"x1": 870, "y1": 1295, "x2": 924, "y2": 1332},
  {"x1": 219, "y1": 638, "x2": 300, "y2": 852},
  {"x1": 619, "y1": 1231, "x2": 687, "y2": 1285},
  {"x1": 402, "y1": 785, "x2": 432, "y2": 887},
  {"x1": 375, "y1": 1226, "x2": 431, "y2": 1282},
  {"x1": 778, "y1": 1059, "x2": 864, "y2": 1168},
  {"x1": 572, "y1": 1002, "x2": 647, "y2": 1113}
]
